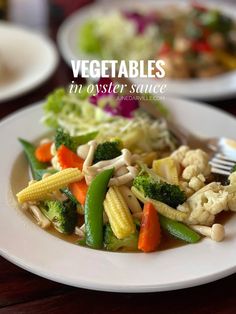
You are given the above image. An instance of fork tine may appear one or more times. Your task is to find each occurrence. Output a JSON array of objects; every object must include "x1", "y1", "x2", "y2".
[
  {"x1": 210, "y1": 162, "x2": 232, "y2": 171},
  {"x1": 211, "y1": 158, "x2": 235, "y2": 167},
  {"x1": 210, "y1": 153, "x2": 235, "y2": 176},
  {"x1": 215, "y1": 153, "x2": 236, "y2": 163},
  {"x1": 211, "y1": 168, "x2": 230, "y2": 176}
]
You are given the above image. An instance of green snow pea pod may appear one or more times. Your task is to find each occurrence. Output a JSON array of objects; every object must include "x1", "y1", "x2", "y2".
[
  {"x1": 85, "y1": 168, "x2": 114, "y2": 249},
  {"x1": 19, "y1": 138, "x2": 49, "y2": 180},
  {"x1": 159, "y1": 215, "x2": 201, "y2": 243}
]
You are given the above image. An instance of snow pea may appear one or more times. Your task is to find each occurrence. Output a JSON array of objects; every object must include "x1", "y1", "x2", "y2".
[
  {"x1": 19, "y1": 138, "x2": 49, "y2": 180},
  {"x1": 159, "y1": 215, "x2": 201, "y2": 243},
  {"x1": 84, "y1": 168, "x2": 114, "y2": 249}
]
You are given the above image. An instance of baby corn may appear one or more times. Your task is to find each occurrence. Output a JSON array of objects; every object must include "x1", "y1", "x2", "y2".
[
  {"x1": 104, "y1": 186, "x2": 135, "y2": 239},
  {"x1": 17, "y1": 168, "x2": 83, "y2": 203}
]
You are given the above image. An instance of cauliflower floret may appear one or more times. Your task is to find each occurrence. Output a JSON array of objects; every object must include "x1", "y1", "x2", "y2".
[
  {"x1": 178, "y1": 182, "x2": 228, "y2": 226},
  {"x1": 179, "y1": 180, "x2": 194, "y2": 197},
  {"x1": 227, "y1": 193, "x2": 236, "y2": 211},
  {"x1": 188, "y1": 174, "x2": 205, "y2": 192},
  {"x1": 182, "y1": 149, "x2": 211, "y2": 177},
  {"x1": 182, "y1": 165, "x2": 199, "y2": 180},
  {"x1": 171, "y1": 145, "x2": 190, "y2": 164},
  {"x1": 229, "y1": 172, "x2": 236, "y2": 185},
  {"x1": 226, "y1": 173, "x2": 236, "y2": 211}
]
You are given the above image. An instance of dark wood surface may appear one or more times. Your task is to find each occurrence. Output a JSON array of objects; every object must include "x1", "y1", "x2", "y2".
[{"x1": 1, "y1": 1, "x2": 236, "y2": 313}]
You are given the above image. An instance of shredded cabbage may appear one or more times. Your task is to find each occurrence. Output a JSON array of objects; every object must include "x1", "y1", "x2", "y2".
[
  {"x1": 42, "y1": 88, "x2": 175, "y2": 153},
  {"x1": 78, "y1": 12, "x2": 159, "y2": 61}
]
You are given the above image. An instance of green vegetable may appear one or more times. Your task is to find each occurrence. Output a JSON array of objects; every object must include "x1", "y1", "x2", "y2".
[
  {"x1": 55, "y1": 128, "x2": 98, "y2": 152},
  {"x1": 19, "y1": 138, "x2": 49, "y2": 180},
  {"x1": 200, "y1": 10, "x2": 233, "y2": 33},
  {"x1": 133, "y1": 169, "x2": 186, "y2": 208},
  {"x1": 79, "y1": 20, "x2": 101, "y2": 55},
  {"x1": 93, "y1": 141, "x2": 122, "y2": 164},
  {"x1": 40, "y1": 199, "x2": 77, "y2": 234},
  {"x1": 84, "y1": 168, "x2": 114, "y2": 249},
  {"x1": 104, "y1": 224, "x2": 138, "y2": 251},
  {"x1": 61, "y1": 188, "x2": 79, "y2": 205},
  {"x1": 159, "y1": 215, "x2": 201, "y2": 243},
  {"x1": 131, "y1": 186, "x2": 187, "y2": 222}
]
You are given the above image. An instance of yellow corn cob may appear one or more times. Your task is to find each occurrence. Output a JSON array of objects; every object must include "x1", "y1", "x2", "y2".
[
  {"x1": 104, "y1": 186, "x2": 135, "y2": 239},
  {"x1": 17, "y1": 168, "x2": 83, "y2": 203},
  {"x1": 131, "y1": 186, "x2": 187, "y2": 222}
]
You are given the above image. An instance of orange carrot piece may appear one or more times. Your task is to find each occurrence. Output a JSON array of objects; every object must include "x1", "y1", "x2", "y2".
[
  {"x1": 138, "y1": 202, "x2": 161, "y2": 253},
  {"x1": 70, "y1": 179, "x2": 88, "y2": 205},
  {"x1": 57, "y1": 145, "x2": 84, "y2": 170},
  {"x1": 35, "y1": 142, "x2": 53, "y2": 163}
]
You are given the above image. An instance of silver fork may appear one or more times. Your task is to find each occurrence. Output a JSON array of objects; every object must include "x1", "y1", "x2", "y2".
[
  {"x1": 114, "y1": 76, "x2": 236, "y2": 176},
  {"x1": 210, "y1": 154, "x2": 236, "y2": 176}
]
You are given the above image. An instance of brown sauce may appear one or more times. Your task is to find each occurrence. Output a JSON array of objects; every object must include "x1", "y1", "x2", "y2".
[{"x1": 44, "y1": 210, "x2": 234, "y2": 252}]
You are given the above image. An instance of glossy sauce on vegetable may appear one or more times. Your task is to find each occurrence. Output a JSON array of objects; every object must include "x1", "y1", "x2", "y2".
[{"x1": 44, "y1": 210, "x2": 233, "y2": 252}]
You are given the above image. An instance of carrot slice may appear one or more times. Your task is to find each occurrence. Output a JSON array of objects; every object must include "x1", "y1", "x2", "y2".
[
  {"x1": 70, "y1": 179, "x2": 88, "y2": 205},
  {"x1": 35, "y1": 142, "x2": 53, "y2": 163},
  {"x1": 57, "y1": 145, "x2": 84, "y2": 170},
  {"x1": 138, "y1": 202, "x2": 161, "y2": 253}
]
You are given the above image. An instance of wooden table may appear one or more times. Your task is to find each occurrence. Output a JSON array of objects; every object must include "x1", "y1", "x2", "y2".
[{"x1": 1, "y1": 2, "x2": 236, "y2": 313}]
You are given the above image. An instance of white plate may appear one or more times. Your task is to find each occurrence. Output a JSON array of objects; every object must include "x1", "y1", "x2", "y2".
[
  {"x1": 57, "y1": 0, "x2": 236, "y2": 100},
  {"x1": 0, "y1": 22, "x2": 58, "y2": 102},
  {"x1": 0, "y1": 98, "x2": 236, "y2": 292}
]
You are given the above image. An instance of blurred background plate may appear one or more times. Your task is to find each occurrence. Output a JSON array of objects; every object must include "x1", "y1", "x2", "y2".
[
  {"x1": 57, "y1": 0, "x2": 236, "y2": 100},
  {"x1": 0, "y1": 21, "x2": 58, "y2": 102}
]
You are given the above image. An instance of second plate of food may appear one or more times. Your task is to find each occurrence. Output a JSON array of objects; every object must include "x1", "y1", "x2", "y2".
[{"x1": 58, "y1": 0, "x2": 236, "y2": 100}]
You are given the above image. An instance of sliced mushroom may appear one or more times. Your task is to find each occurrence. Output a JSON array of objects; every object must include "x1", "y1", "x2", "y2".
[
  {"x1": 109, "y1": 166, "x2": 138, "y2": 186},
  {"x1": 119, "y1": 185, "x2": 142, "y2": 213},
  {"x1": 190, "y1": 223, "x2": 225, "y2": 242},
  {"x1": 28, "y1": 205, "x2": 51, "y2": 229}
]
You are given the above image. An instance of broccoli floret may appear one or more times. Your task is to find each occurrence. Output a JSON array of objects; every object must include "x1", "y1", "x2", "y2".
[
  {"x1": 55, "y1": 128, "x2": 98, "y2": 153},
  {"x1": 133, "y1": 171, "x2": 186, "y2": 208},
  {"x1": 104, "y1": 225, "x2": 138, "y2": 252},
  {"x1": 40, "y1": 199, "x2": 77, "y2": 234},
  {"x1": 93, "y1": 140, "x2": 122, "y2": 164},
  {"x1": 54, "y1": 128, "x2": 82, "y2": 153}
]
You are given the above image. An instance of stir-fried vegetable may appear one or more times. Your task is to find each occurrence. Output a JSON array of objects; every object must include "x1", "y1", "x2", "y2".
[
  {"x1": 93, "y1": 140, "x2": 122, "y2": 164},
  {"x1": 57, "y1": 145, "x2": 84, "y2": 170},
  {"x1": 159, "y1": 215, "x2": 201, "y2": 243},
  {"x1": 84, "y1": 168, "x2": 114, "y2": 249},
  {"x1": 131, "y1": 186, "x2": 187, "y2": 222},
  {"x1": 152, "y1": 157, "x2": 179, "y2": 185},
  {"x1": 55, "y1": 128, "x2": 98, "y2": 153},
  {"x1": 138, "y1": 202, "x2": 161, "y2": 252},
  {"x1": 19, "y1": 138, "x2": 49, "y2": 180},
  {"x1": 40, "y1": 199, "x2": 77, "y2": 234},
  {"x1": 35, "y1": 141, "x2": 53, "y2": 163},
  {"x1": 104, "y1": 186, "x2": 135, "y2": 239},
  {"x1": 133, "y1": 168, "x2": 186, "y2": 208},
  {"x1": 17, "y1": 168, "x2": 83, "y2": 203},
  {"x1": 104, "y1": 224, "x2": 138, "y2": 251},
  {"x1": 70, "y1": 179, "x2": 88, "y2": 206}
]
